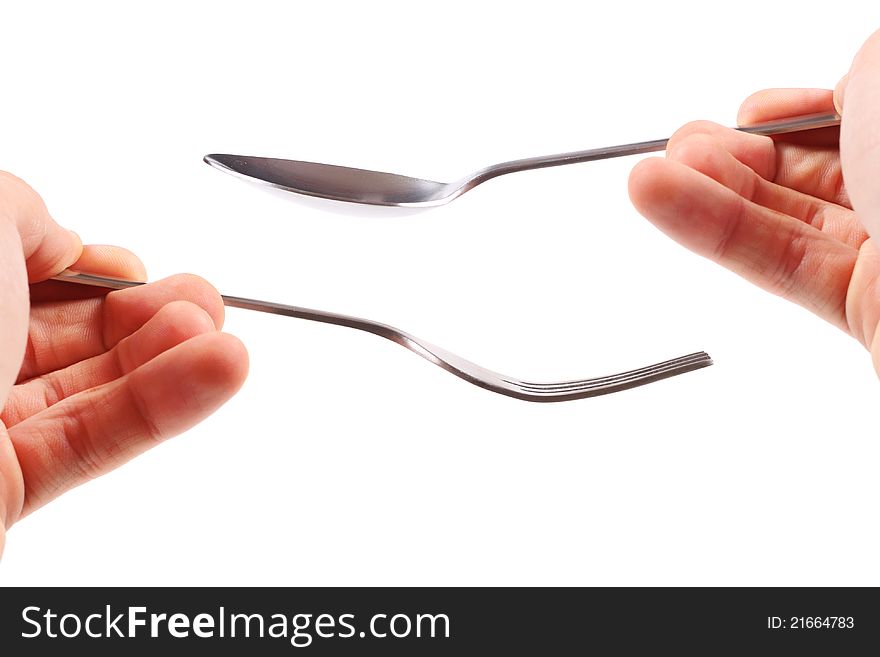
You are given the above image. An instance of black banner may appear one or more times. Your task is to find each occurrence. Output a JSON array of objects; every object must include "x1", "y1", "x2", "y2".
[{"x1": 0, "y1": 587, "x2": 877, "y2": 655}]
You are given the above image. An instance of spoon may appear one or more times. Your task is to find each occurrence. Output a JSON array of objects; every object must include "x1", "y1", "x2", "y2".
[{"x1": 204, "y1": 112, "x2": 840, "y2": 207}]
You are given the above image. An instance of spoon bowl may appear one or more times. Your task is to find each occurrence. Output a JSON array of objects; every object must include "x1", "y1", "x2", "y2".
[{"x1": 205, "y1": 154, "x2": 458, "y2": 207}]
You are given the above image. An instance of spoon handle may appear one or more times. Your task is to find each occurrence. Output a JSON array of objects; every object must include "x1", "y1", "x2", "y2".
[{"x1": 475, "y1": 112, "x2": 841, "y2": 182}]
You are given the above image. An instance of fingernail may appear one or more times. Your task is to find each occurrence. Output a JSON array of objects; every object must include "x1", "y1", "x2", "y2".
[{"x1": 833, "y1": 73, "x2": 849, "y2": 114}]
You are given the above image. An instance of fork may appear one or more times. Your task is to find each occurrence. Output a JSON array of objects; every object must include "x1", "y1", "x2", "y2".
[{"x1": 52, "y1": 270, "x2": 712, "y2": 402}]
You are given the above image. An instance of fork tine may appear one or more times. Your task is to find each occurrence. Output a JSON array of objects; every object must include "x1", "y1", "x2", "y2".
[
  {"x1": 510, "y1": 352, "x2": 711, "y2": 393},
  {"x1": 507, "y1": 353, "x2": 712, "y2": 401},
  {"x1": 527, "y1": 356, "x2": 710, "y2": 393}
]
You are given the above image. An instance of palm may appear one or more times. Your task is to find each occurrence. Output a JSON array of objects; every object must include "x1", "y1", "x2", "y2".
[
  {"x1": 0, "y1": 257, "x2": 247, "y2": 552},
  {"x1": 629, "y1": 88, "x2": 880, "y2": 357}
]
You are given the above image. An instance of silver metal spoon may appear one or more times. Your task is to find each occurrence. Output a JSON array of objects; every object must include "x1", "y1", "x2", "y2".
[{"x1": 204, "y1": 112, "x2": 840, "y2": 207}]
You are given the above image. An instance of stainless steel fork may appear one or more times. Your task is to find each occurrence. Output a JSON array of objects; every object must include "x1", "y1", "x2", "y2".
[{"x1": 52, "y1": 270, "x2": 712, "y2": 402}]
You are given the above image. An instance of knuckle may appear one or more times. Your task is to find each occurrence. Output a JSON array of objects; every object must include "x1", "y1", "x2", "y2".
[
  {"x1": 773, "y1": 230, "x2": 810, "y2": 299},
  {"x1": 668, "y1": 132, "x2": 718, "y2": 169},
  {"x1": 670, "y1": 120, "x2": 723, "y2": 143},
  {"x1": 159, "y1": 300, "x2": 215, "y2": 338},
  {"x1": 168, "y1": 272, "x2": 220, "y2": 297},
  {"x1": 175, "y1": 272, "x2": 208, "y2": 285}
]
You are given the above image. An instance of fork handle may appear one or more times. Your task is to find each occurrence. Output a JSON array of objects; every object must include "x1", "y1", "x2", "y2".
[
  {"x1": 52, "y1": 269, "x2": 143, "y2": 291},
  {"x1": 49, "y1": 270, "x2": 299, "y2": 316},
  {"x1": 49, "y1": 269, "x2": 397, "y2": 335}
]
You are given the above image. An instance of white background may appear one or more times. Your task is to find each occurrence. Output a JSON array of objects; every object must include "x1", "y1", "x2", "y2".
[{"x1": 1, "y1": 1, "x2": 878, "y2": 585}]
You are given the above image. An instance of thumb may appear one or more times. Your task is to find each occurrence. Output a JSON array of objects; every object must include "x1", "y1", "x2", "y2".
[
  {"x1": 838, "y1": 29, "x2": 880, "y2": 241},
  {"x1": 832, "y1": 73, "x2": 848, "y2": 115},
  {"x1": 0, "y1": 173, "x2": 82, "y2": 407},
  {"x1": 0, "y1": 172, "x2": 82, "y2": 283}
]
